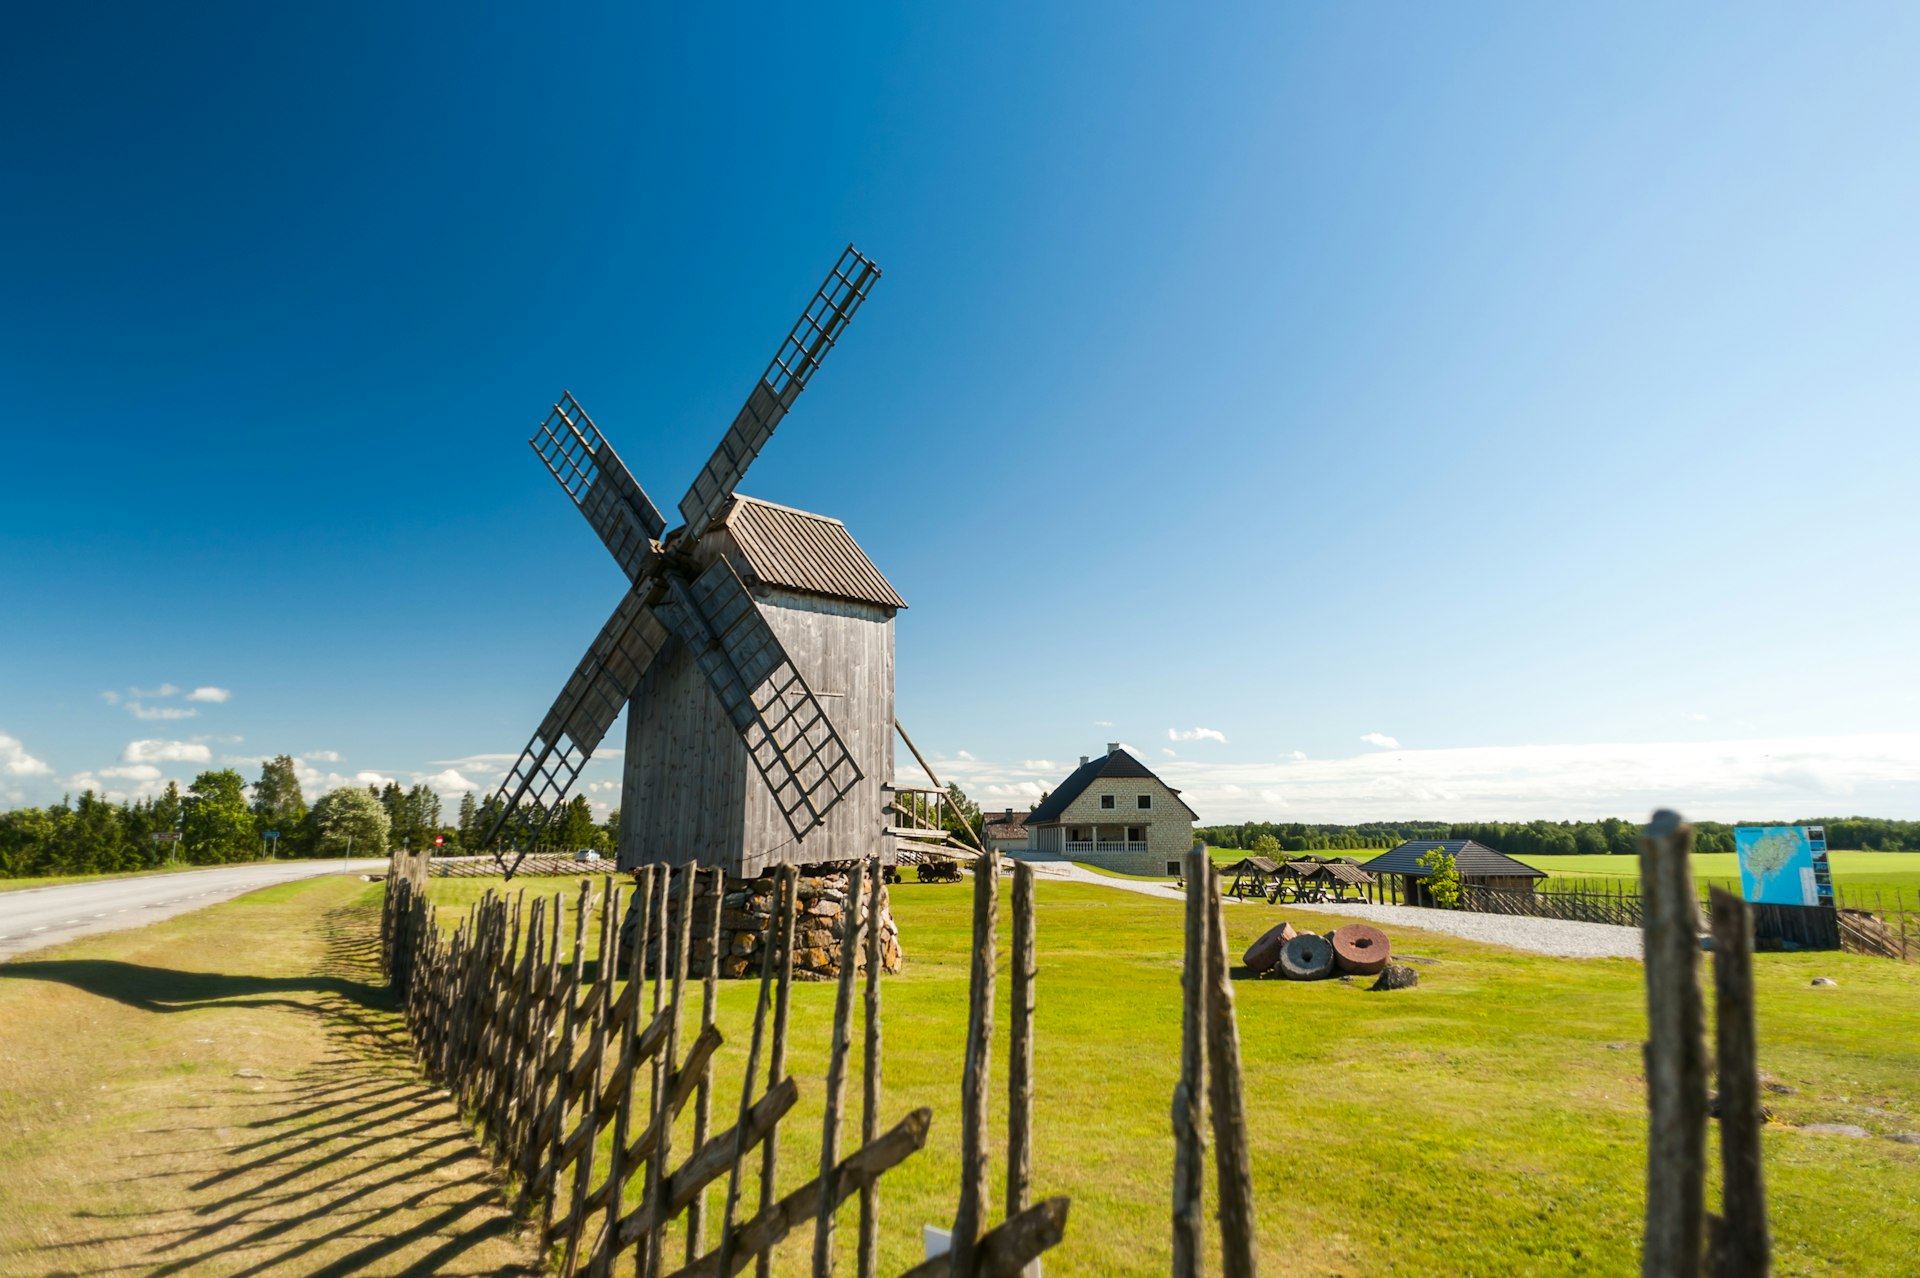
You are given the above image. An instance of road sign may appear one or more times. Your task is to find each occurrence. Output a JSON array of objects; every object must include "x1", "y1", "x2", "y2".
[
  {"x1": 152, "y1": 832, "x2": 182, "y2": 843},
  {"x1": 265, "y1": 830, "x2": 280, "y2": 839},
  {"x1": 434, "y1": 835, "x2": 445, "y2": 847}
]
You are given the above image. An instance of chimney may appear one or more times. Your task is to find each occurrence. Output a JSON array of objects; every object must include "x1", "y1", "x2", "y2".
[
  {"x1": 1107, "y1": 741, "x2": 1121, "y2": 755},
  {"x1": 1004, "y1": 808, "x2": 1014, "y2": 821},
  {"x1": 1079, "y1": 756, "x2": 1089, "y2": 767}
]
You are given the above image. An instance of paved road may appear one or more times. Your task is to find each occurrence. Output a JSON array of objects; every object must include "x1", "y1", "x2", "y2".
[{"x1": 0, "y1": 860, "x2": 387, "y2": 961}]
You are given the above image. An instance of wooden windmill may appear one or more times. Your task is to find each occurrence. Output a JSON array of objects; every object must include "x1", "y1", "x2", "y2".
[{"x1": 480, "y1": 246, "x2": 906, "y2": 878}]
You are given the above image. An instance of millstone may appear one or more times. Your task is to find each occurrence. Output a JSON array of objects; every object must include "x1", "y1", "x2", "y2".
[
  {"x1": 1331, "y1": 923, "x2": 1391, "y2": 976},
  {"x1": 1278, "y1": 933, "x2": 1335, "y2": 981},
  {"x1": 1242, "y1": 921, "x2": 1297, "y2": 974}
]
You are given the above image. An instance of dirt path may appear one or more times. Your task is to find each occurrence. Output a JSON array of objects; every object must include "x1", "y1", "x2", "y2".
[{"x1": 0, "y1": 876, "x2": 541, "y2": 1277}]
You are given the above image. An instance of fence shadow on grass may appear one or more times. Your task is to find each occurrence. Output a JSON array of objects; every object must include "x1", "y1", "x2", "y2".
[{"x1": 21, "y1": 901, "x2": 539, "y2": 1277}]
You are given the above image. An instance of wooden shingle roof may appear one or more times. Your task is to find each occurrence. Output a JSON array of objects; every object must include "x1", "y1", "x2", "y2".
[{"x1": 722, "y1": 496, "x2": 906, "y2": 610}]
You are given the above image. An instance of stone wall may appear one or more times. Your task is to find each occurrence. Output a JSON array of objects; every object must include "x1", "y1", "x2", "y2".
[{"x1": 620, "y1": 868, "x2": 903, "y2": 981}]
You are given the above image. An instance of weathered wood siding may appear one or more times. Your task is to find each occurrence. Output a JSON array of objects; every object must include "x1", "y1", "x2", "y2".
[{"x1": 618, "y1": 585, "x2": 894, "y2": 876}]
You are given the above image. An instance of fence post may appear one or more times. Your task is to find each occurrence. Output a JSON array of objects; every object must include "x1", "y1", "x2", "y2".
[
  {"x1": 1640, "y1": 810, "x2": 1708, "y2": 1278},
  {"x1": 1205, "y1": 863, "x2": 1257, "y2": 1278},
  {"x1": 950, "y1": 851, "x2": 998, "y2": 1277},
  {"x1": 1705, "y1": 887, "x2": 1770, "y2": 1277},
  {"x1": 1172, "y1": 843, "x2": 1209, "y2": 1278}
]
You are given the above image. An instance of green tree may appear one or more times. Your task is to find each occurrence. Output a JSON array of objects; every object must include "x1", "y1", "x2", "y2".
[
  {"x1": 1418, "y1": 846, "x2": 1463, "y2": 909},
  {"x1": 184, "y1": 770, "x2": 255, "y2": 864},
  {"x1": 1251, "y1": 832, "x2": 1282, "y2": 856},
  {"x1": 942, "y1": 782, "x2": 982, "y2": 841},
  {"x1": 554, "y1": 795, "x2": 599, "y2": 851},
  {"x1": 310, "y1": 786, "x2": 391, "y2": 857},
  {"x1": 251, "y1": 755, "x2": 308, "y2": 854},
  {"x1": 456, "y1": 791, "x2": 479, "y2": 849}
]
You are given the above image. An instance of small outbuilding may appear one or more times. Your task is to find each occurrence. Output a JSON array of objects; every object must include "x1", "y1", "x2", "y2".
[{"x1": 1361, "y1": 839, "x2": 1545, "y2": 907}]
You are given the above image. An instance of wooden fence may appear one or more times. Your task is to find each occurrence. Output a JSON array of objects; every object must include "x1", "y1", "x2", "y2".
[
  {"x1": 1459, "y1": 878, "x2": 1914, "y2": 960},
  {"x1": 380, "y1": 849, "x2": 1068, "y2": 1277}
]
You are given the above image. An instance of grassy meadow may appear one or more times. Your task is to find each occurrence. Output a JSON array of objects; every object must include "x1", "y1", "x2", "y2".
[
  {"x1": 417, "y1": 872, "x2": 1919, "y2": 1276},
  {"x1": 2, "y1": 869, "x2": 1915, "y2": 1275}
]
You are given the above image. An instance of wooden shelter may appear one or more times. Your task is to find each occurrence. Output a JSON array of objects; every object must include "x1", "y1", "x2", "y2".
[
  {"x1": 1224, "y1": 856, "x2": 1283, "y2": 898},
  {"x1": 1361, "y1": 839, "x2": 1545, "y2": 908}
]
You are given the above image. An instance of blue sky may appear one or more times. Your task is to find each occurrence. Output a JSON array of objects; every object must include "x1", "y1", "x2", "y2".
[{"x1": 3, "y1": 4, "x2": 1916, "y2": 823}]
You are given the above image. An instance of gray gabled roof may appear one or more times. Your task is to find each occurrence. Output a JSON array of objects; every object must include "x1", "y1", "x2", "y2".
[
  {"x1": 1027, "y1": 748, "x2": 1199, "y2": 824},
  {"x1": 723, "y1": 496, "x2": 906, "y2": 611},
  {"x1": 1360, "y1": 839, "x2": 1546, "y2": 879}
]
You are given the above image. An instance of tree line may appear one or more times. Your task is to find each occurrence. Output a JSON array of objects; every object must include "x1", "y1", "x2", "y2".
[
  {"x1": 1201, "y1": 817, "x2": 1920, "y2": 858},
  {"x1": 0, "y1": 754, "x2": 623, "y2": 881}
]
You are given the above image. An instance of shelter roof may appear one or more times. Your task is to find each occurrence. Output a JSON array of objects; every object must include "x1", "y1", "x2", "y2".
[
  {"x1": 723, "y1": 496, "x2": 906, "y2": 610},
  {"x1": 1360, "y1": 839, "x2": 1546, "y2": 879},
  {"x1": 1225, "y1": 856, "x2": 1282, "y2": 875}
]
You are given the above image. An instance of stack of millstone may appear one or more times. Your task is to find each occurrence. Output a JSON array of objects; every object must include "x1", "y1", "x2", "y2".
[{"x1": 1241, "y1": 921, "x2": 1399, "y2": 984}]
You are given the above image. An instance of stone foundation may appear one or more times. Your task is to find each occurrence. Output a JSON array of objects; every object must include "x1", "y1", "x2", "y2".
[{"x1": 620, "y1": 868, "x2": 902, "y2": 981}]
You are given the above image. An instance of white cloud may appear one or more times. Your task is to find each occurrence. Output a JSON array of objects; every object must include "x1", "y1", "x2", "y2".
[
  {"x1": 1162, "y1": 749, "x2": 1177, "y2": 758},
  {"x1": 420, "y1": 768, "x2": 483, "y2": 795},
  {"x1": 1359, "y1": 733, "x2": 1401, "y2": 749},
  {"x1": 353, "y1": 770, "x2": 396, "y2": 787},
  {"x1": 1022, "y1": 759, "x2": 1059, "y2": 772},
  {"x1": 129, "y1": 702, "x2": 198, "y2": 721},
  {"x1": 303, "y1": 750, "x2": 342, "y2": 763},
  {"x1": 101, "y1": 764, "x2": 163, "y2": 782},
  {"x1": 1093, "y1": 721, "x2": 1114, "y2": 728},
  {"x1": 1154, "y1": 733, "x2": 1920, "y2": 823},
  {"x1": 1, "y1": 733, "x2": 53, "y2": 777},
  {"x1": 1168, "y1": 727, "x2": 1227, "y2": 744},
  {"x1": 1687, "y1": 712, "x2": 1709, "y2": 722},
  {"x1": 186, "y1": 686, "x2": 231, "y2": 703},
  {"x1": 1117, "y1": 743, "x2": 1141, "y2": 757},
  {"x1": 131, "y1": 683, "x2": 181, "y2": 699},
  {"x1": 122, "y1": 739, "x2": 212, "y2": 764},
  {"x1": 956, "y1": 750, "x2": 976, "y2": 761},
  {"x1": 100, "y1": 690, "x2": 121, "y2": 706},
  {"x1": 1288, "y1": 751, "x2": 1308, "y2": 760}
]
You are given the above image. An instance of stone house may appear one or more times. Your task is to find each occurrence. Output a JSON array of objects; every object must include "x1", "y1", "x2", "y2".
[
  {"x1": 1012, "y1": 744, "x2": 1198, "y2": 876},
  {"x1": 982, "y1": 808, "x2": 1032, "y2": 855}
]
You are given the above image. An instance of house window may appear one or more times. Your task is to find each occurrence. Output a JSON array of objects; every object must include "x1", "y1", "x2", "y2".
[
  {"x1": 1166, "y1": 861, "x2": 1181, "y2": 877},
  {"x1": 1137, "y1": 794, "x2": 1152, "y2": 809},
  {"x1": 1100, "y1": 794, "x2": 1115, "y2": 810},
  {"x1": 1128, "y1": 827, "x2": 1144, "y2": 842}
]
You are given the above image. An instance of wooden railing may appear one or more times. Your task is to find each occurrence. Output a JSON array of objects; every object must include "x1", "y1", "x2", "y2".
[{"x1": 379, "y1": 848, "x2": 1067, "y2": 1277}]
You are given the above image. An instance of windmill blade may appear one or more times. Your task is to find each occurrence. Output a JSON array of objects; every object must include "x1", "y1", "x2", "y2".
[
  {"x1": 676, "y1": 245, "x2": 881, "y2": 537},
  {"x1": 653, "y1": 558, "x2": 863, "y2": 841},
  {"x1": 480, "y1": 589, "x2": 670, "y2": 869},
  {"x1": 531, "y1": 391, "x2": 666, "y2": 586}
]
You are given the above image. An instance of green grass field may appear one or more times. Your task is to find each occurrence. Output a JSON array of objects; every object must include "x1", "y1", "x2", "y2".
[
  {"x1": 416, "y1": 872, "x2": 1920, "y2": 1275},
  {"x1": 1535, "y1": 851, "x2": 1920, "y2": 905}
]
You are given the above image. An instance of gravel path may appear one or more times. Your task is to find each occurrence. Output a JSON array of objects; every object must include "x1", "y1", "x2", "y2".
[
  {"x1": 1251, "y1": 901, "x2": 1643, "y2": 959},
  {"x1": 1031, "y1": 862, "x2": 1643, "y2": 959}
]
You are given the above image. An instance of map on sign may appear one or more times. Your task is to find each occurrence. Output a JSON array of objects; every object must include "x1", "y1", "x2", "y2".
[{"x1": 1735, "y1": 825, "x2": 1827, "y2": 906}]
